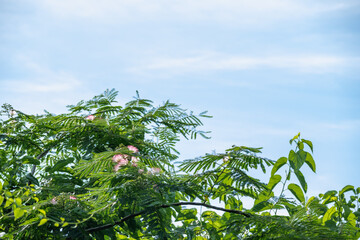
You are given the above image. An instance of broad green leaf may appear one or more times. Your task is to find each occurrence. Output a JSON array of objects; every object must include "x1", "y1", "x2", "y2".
[
  {"x1": 339, "y1": 185, "x2": 355, "y2": 196},
  {"x1": 322, "y1": 190, "x2": 337, "y2": 199},
  {"x1": 343, "y1": 205, "x2": 351, "y2": 219},
  {"x1": 38, "y1": 209, "x2": 46, "y2": 216},
  {"x1": 305, "y1": 153, "x2": 316, "y2": 173},
  {"x1": 0, "y1": 196, "x2": 4, "y2": 206},
  {"x1": 271, "y1": 157, "x2": 287, "y2": 176},
  {"x1": 4, "y1": 191, "x2": 12, "y2": 198},
  {"x1": 321, "y1": 190, "x2": 337, "y2": 204},
  {"x1": 289, "y1": 132, "x2": 300, "y2": 144},
  {"x1": 0, "y1": 181, "x2": 2, "y2": 191},
  {"x1": 294, "y1": 170, "x2": 307, "y2": 193},
  {"x1": 323, "y1": 206, "x2": 337, "y2": 224},
  {"x1": 306, "y1": 196, "x2": 316, "y2": 208},
  {"x1": 288, "y1": 150, "x2": 305, "y2": 171},
  {"x1": 62, "y1": 222, "x2": 69, "y2": 227},
  {"x1": 21, "y1": 156, "x2": 40, "y2": 165},
  {"x1": 15, "y1": 197, "x2": 22, "y2": 206},
  {"x1": 303, "y1": 139, "x2": 313, "y2": 152},
  {"x1": 4, "y1": 198, "x2": 13, "y2": 208},
  {"x1": 25, "y1": 173, "x2": 39, "y2": 186},
  {"x1": 267, "y1": 174, "x2": 281, "y2": 192},
  {"x1": 288, "y1": 183, "x2": 305, "y2": 203},
  {"x1": 14, "y1": 208, "x2": 25, "y2": 220},
  {"x1": 347, "y1": 212, "x2": 356, "y2": 227},
  {"x1": 38, "y1": 218, "x2": 48, "y2": 226}
]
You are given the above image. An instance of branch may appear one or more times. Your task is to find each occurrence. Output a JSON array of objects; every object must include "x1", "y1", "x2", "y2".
[
  {"x1": 30, "y1": 148, "x2": 51, "y2": 175},
  {"x1": 85, "y1": 201, "x2": 251, "y2": 233}
]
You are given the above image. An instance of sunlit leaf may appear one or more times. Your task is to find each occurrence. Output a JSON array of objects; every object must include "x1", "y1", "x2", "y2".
[
  {"x1": 323, "y1": 206, "x2": 337, "y2": 224},
  {"x1": 339, "y1": 185, "x2": 355, "y2": 196},
  {"x1": 15, "y1": 197, "x2": 22, "y2": 206},
  {"x1": 4, "y1": 198, "x2": 13, "y2": 208},
  {"x1": 304, "y1": 153, "x2": 316, "y2": 173},
  {"x1": 38, "y1": 218, "x2": 48, "y2": 226},
  {"x1": 271, "y1": 157, "x2": 287, "y2": 176},
  {"x1": 302, "y1": 139, "x2": 313, "y2": 152},
  {"x1": 289, "y1": 132, "x2": 300, "y2": 144},
  {"x1": 14, "y1": 208, "x2": 25, "y2": 220},
  {"x1": 267, "y1": 174, "x2": 281, "y2": 192},
  {"x1": 347, "y1": 212, "x2": 356, "y2": 227}
]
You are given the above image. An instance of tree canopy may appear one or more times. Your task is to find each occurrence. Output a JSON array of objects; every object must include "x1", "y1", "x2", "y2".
[{"x1": 0, "y1": 89, "x2": 359, "y2": 239}]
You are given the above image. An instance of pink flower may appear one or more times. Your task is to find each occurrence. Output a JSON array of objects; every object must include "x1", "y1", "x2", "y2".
[
  {"x1": 112, "y1": 154, "x2": 125, "y2": 163},
  {"x1": 131, "y1": 162, "x2": 138, "y2": 167},
  {"x1": 9, "y1": 110, "x2": 16, "y2": 117},
  {"x1": 114, "y1": 163, "x2": 121, "y2": 172},
  {"x1": 69, "y1": 196, "x2": 77, "y2": 200},
  {"x1": 127, "y1": 145, "x2": 139, "y2": 153},
  {"x1": 138, "y1": 169, "x2": 144, "y2": 174},
  {"x1": 113, "y1": 158, "x2": 129, "y2": 171},
  {"x1": 85, "y1": 115, "x2": 95, "y2": 121},
  {"x1": 131, "y1": 156, "x2": 139, "y2": 163},
  {"x1": 118, "y1": 158, "x2": 129, "y2": 166},
  {"x1": 151, "y1": 167, "x2": 161, "y2": 174},
  {"x1": 51, "y1": 197, "x2": 57, "y2": 205},
  {"x1": 223, "y1": 156, "x2": 230, "y2": 163}
]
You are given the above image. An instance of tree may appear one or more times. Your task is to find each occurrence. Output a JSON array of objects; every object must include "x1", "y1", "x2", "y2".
[{"x1": 0, "y1": 89, "x2": 359, "y2": 239}]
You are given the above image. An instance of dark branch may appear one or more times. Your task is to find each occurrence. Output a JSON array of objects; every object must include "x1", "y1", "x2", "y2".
[
  {"x1": 30, "y1": 148, "x2": 51, "y2": 175},
  {"x1": 85, "y1": 201, "x2": 251, "y2": 233}
]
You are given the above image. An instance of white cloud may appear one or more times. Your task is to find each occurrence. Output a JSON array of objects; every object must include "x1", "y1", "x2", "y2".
[
  {"x1": 1, "y1": 57, "x2": 82, "y2": 93},
  {"x1": 33, "y1": 0, "x2": 358, "y2": 26},
  {"x1": 131, "y1": 53, "x2": 355, "y2": 74}
]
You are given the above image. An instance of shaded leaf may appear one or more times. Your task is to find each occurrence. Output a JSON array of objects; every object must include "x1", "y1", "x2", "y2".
[
  {"x1": 294, "y1": 170, "x2": 307, "y2": 193},
  {"x1": 304, "y1": 153, "x2": 316, "y2": 173},
  {"x1": 288, "y1": 183, "x2": 305, "y2": 203},
  {"x1": 339, "y1": 185, "x2": 355, "y2": 196},
  {"x1": 21, "y1": 156, "x2": 40, "y2": 165},
  {"x1": 25, "y1": 173, "x2": 39, "y2": 186},
  {"x1": 268, "y1": 174, "x2": 281, "y2": 192}
]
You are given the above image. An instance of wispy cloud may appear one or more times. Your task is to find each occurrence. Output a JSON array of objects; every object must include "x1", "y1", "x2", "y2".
[
  {"x1": 1, "y1": 57, "x2": 82, "y2": 93},
  {"x1": 131, "y1": 53, "x2": 356, "y2": 74},
  {"x1": 33, "y1": 0, "x2": 358, "y2": 26}
]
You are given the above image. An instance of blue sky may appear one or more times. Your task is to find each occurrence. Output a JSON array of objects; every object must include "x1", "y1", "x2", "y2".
[{"x1": 1, "y1": 0, "x2": 359, "y2": 197}]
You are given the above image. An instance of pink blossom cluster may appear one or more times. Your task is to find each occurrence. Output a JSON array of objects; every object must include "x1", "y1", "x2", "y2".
[
  {"x1": 85, "y1": 115, "x2": 95, "y2": 121},
  {"x1": 112, "y1": 145, "x2": 140, "y2": 172},
  {"x1": 112, "y1": 146, "x2": 162, "y2": 175},
  {"x1": 150, "y1": 167, "x2": 161, "y2": 174},
  {"x1": 50, "y1": 195, "x2": 77, "y2": 205}
]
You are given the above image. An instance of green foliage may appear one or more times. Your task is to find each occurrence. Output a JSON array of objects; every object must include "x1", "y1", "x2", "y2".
[{"x1": 0, "y1": 90, "x2": 359, "y2": 239}]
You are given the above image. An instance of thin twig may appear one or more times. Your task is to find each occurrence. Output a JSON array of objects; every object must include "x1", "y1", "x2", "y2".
[{"x1": 85, "y1": 201, "x2": 251, "y2": 233}]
